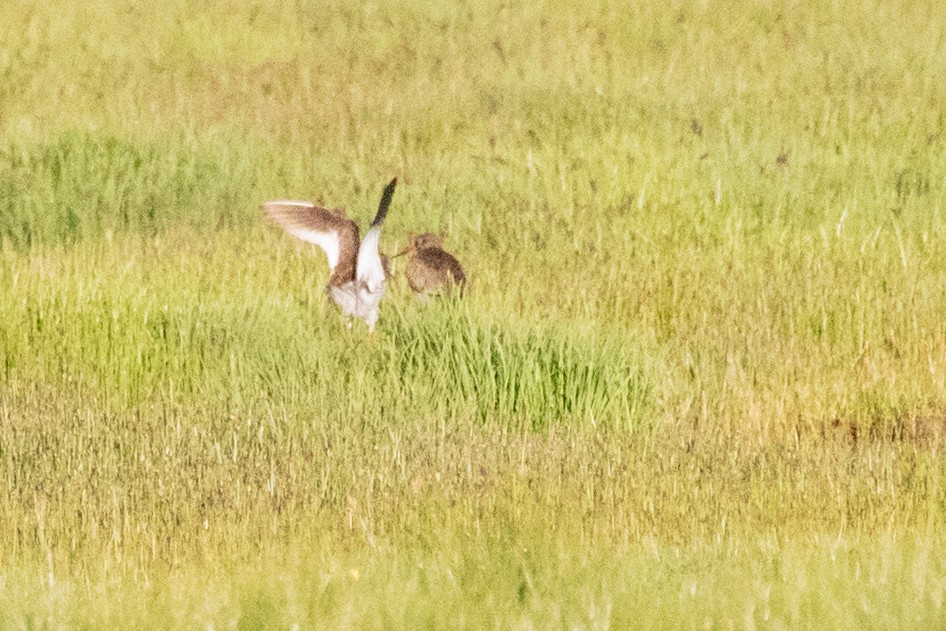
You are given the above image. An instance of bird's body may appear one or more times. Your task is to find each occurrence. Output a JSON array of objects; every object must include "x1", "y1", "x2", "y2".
[
  {"x1": 397, "y1": 233, "x2": 466, "y2": 298},
  {"x1": 263, "y1": 178, "x2": 397, "y2": 332}
]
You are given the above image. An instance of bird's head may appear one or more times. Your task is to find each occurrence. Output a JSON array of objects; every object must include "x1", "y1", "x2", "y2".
[{"x1": 394, "y1": 232, "x2": 444, "y2": 257}]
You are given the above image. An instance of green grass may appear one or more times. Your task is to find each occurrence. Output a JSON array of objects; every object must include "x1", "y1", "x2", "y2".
[{"x1": 2, "y1": 0, "x2": 946, "y2": 627}]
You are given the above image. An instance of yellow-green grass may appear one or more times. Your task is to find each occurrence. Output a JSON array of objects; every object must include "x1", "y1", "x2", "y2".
[{"x1": 2, "y1": 0, "x2": 946, "y2": 627}]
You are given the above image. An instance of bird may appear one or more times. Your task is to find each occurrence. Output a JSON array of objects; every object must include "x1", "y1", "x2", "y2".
[
  {"x1": 262, "y1": 178, "x2": 397, "y2": 333},
  {"x1": 394, "y1": 232, "x2": 467, "y2": 299}
]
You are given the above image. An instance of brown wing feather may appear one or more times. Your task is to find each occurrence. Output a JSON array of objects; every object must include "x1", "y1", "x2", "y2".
[
  {"x1": 407, "y1": 247, "x2": 467, "y2": 293},
  {"x1": 261, "y1": 201, "x2": 360, "y2": 285}
]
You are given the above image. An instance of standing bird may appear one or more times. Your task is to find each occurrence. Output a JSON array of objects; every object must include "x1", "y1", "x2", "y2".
[
  {"x1": 262, "y1": 178, "x2": 397, "y2": 333},
  {"x1": 394, "y1": 232, "x2": 467, "y2": 298}
]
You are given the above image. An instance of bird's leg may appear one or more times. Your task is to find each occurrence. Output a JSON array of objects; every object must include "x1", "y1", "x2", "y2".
[{"x1": 364, "y1": 308, "x2": 379, "y2": 341}]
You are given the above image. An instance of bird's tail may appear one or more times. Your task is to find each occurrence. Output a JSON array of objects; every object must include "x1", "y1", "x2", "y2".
[{"x1": 370, "y1": 177, "x2": 397, "y2": 227}]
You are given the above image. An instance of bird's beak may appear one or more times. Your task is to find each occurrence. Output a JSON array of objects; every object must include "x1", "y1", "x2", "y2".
[{"x1": 393, "y1": 247, "x2": 412, "y2": 258}]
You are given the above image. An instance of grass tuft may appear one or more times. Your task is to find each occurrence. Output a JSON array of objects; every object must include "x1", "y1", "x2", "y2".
[{"x1": 0, "y1": 132, "x2": 259, "y2": 247}]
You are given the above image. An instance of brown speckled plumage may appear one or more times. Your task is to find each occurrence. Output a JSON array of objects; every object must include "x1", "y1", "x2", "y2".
[
  {"x1": 398, "y1": 233, "x2": 466, "y2": 296},
  {"x1": 260, "y1": 178, "x2": 398, "y2": 333},
  {"x1": 262, "y1": 202, "x2": 361, "y2": 286}
]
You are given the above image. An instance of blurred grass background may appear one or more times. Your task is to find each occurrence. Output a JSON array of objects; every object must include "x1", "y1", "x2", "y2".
[{"x1": 2, "y1": 0, "x2": 946, "y2": 627}]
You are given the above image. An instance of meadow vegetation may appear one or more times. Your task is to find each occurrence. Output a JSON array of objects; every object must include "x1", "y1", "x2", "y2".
[{"x1": 2, "y1": 0, "x2": 946, "y2": 627}]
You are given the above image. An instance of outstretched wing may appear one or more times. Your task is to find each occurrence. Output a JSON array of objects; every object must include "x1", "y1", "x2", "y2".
[
  {"x1": 262, "y1": 200, "x2": 359, "y2": 275},
  {"x1": 355, "y1": 178, "x2": 397, "y2": 291}
]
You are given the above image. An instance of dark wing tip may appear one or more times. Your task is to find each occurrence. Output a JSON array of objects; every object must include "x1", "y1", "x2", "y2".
[{"x1": 370, "y1": 177, "x2": 398, "y2": 227}]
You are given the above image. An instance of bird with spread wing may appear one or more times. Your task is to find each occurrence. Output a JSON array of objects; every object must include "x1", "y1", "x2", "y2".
[{"x1": 262, "y1": 178, "x2": 397, "y2": 333}]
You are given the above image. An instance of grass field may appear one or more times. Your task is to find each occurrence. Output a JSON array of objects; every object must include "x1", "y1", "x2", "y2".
[{"x1": 2, "y1": 0, "x2": 946, "y2": 627}]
